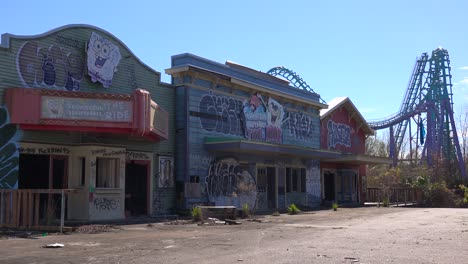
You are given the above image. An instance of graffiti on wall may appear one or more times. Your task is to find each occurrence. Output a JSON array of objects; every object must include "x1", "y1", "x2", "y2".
[
  {"x1": 198, "y1": 92, "x2": 244, "y2": 135},
  {"x1": 18, "y1": 146, "x2": 70, "y2": 155},
  {"x1": 159, "y1": 156, "x2": 174, "y2": 188},
  {"x1": 87, "y1": 32, "x2": 121, "y2": 88},
  {"x1": 205, "y1": 157, "x2": 257, "y2": 209},
  {"x1": 17, "y1": 39, "x2": 84, "y2": 91},
  {"x1": 93, "y1": 197, "x2": 121, "y2": 211},
  {"x1": 0, "y1": 107, "x2": 20, "y2": 189},
  {"x1": 327, "y1": 120, "x2": 352, "y2": 148},
  {"x1": 242, "y1": 94, "x2": 284, "y2": 144},
  {"x1": 305, "y1": 160, "x2": 321, "y2": 206},
  {"x1": 197, "y1": 91, "x2": 318, "y2": 143},
  {"x1": 283, "y1": 111, "x2": 316, "y2": 142}
]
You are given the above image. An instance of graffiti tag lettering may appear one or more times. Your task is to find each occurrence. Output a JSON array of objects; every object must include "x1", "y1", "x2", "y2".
[
  {"x1": 93, "y1": 197, "x2": 120, "y2": 211},
  {"x1": 198, "y1": 92, "x2": 243, "y2": 135},
  {"x1": 284, "y1": 111, "x2": 316, "y2": 142},
  {"x1": 17, "y1": 41, "x2": 84, "y2": 91},
  {"x1": 327, "y1": 120, "x2": 351, "y2": 148},
  {"x1": 205, "y1": 158, "x2": 257, "y2": 209}
]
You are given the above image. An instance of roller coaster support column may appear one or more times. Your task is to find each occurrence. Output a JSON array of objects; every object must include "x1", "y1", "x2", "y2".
[{"x1": 389, "y1": 126, "x2": 397, "y2": 166}]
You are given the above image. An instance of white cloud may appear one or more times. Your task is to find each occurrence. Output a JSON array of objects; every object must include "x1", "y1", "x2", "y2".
[
  {"x1": 461, "y1": 78, "x2": 468, "y2": 84},
  {"x1": 459, "y1": 66, "x2": 468, "y2": 70}
]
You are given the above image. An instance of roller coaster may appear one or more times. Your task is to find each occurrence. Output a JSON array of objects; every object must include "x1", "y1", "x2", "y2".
[
  {"x1": 368, "y1": 48, "x2": 466, "y2": 179},
  {"x1": 268, "y1": 49, "x2": 466, "y2": 179}
]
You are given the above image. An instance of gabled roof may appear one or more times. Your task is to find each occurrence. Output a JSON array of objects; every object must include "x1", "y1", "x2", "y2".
[{"x1": 320, "y1": 97, "x2": 374, "y2": 135}]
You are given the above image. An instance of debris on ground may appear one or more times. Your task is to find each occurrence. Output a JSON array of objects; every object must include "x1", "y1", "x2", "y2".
[
  {"x1": 43, "y1": 243, "x2": 64, "y2": 248},
  {"x1": 75, "y1": 225, "x2": 120, "y2": 234},
  {"x1": 163, "y1": 219, "x2": 193, "y2": 225},
  {"x1": 247, "y1": 219, "x2": 270, "y2": 223},
  {"x1": 344, "y1": 256, "x2": 360, "y2": 263},
  {"x1": 225, "y1": 219, "x2": 242, "y2": 225}
]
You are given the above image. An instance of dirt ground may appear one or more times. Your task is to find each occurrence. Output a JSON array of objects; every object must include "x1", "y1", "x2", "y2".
[{"x1": 0, "y1": 207, "x2": 467, "y2": 264}]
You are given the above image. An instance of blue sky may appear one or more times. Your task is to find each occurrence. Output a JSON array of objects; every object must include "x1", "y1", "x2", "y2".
[{"x1": 2, "y1": 0, "x2": 468, "y2": 122}]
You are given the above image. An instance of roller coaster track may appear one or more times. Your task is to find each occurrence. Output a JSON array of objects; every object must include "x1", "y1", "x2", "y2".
[
  {"x1": 368, "y1": 48, "x2": 466, "y2": 179},
  {"x1": 267, "y1": 66, "x2": 326, "y2": 104}
]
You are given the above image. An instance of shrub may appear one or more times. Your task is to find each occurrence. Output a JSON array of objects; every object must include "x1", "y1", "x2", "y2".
[
  {"x1": 287, "y1": 203, "x2": 301, "y2": 215},
  {"x1": 459, "y1": 185, "x2": 468, "y2": 204},
  {"x1": 382, "y1": 197, "x2": 390, "y2": 207},
  {"x1": 242, "y1": 203, "x2": 250, "y2": 218},
  {"x1": 332, "y1": 202, "x2": 338, "y2": 211},
  {"x1": 191, "y1": 207, "x2": 203, "y2": 221},
  {"x1": 423, "y1": 182, "x2": 457, "y2": 208}
]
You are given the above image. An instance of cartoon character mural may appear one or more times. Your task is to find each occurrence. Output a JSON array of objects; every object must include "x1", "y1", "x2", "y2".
[
  {"x1": 0, "y1": 107, "x2": 20, "y2": 189},
  {"x1": 242, "y1": 94, "x2": 268, "y2": 141},
  {"x1": 87, "y1": 32, "x2": 121, "y2": 88},
  {"x1": 265, "y1": 97, "x2": 284, "y2": 143},
  {"x1": 241, "y1": 93, "x2": 284, "y2": 144}
]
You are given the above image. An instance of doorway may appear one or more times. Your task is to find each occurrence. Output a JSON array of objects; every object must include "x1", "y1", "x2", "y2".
[
  {"x1": 125, "y1": 161, "x2": 150, "y2": 216},
  {"x1": 18, "y1": 154, "x2": 68, "y2": 189},
  {"x1": 323, "y1": 171, "x2": 335, "y2": 202},
  {"x1": 267, "y1": 167, "x2": 276, "y2": 209}
]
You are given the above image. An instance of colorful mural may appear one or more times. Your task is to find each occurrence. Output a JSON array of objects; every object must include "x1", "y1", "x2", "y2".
[
  {"x1": 17, "y1": 40, "x2": 84, "y2": 91},
  {"x1": 0, "y1": 107, "x2": 20, "y2": 189},
  {"x1": 327, "y1": 120, "x2": 352, "y2": 148},
  {"x1": 87, "y1": 32, "x2": 121, "y2": 88},
  {"x1": 242, "y1": 93, "x2": 284, "y2": 144},
  {"x1": 205, "y1": 157, "x2": 257, "y2": 209}
]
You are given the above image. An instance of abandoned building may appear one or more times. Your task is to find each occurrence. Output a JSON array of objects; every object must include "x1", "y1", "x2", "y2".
[
  {"x1": 166, "y1": 54, "x2": 339, "y2": 211},
  {"x1": 320, "y1": 97, "x2": 390, "y2": 204},
  {"x1": 0, "y1": 25, "x2": 174, "y2": 222},
  {"x1": 0, "y1": 24, "x2": 390, "y2": 227}
]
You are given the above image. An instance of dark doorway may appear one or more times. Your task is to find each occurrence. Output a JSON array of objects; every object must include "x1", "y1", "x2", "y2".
[
  {"x1": 19, "y1": 154, "x2": 68, "y2": 189},
  {"x1": 323, "y1": 172, "x2": 335, "y2": 201},
  {"x1": 125, "y1": 161, "x2": 149, "y2": 216},
  {"x1": 19, "y1": 154, "x2": 50, "y2": 189},
  {"x1": 267, "y1": 167, "x2": 276, "y2": 209},
  {"x1": 51, "y1": 156, "x2": 68, "y2": 189}
]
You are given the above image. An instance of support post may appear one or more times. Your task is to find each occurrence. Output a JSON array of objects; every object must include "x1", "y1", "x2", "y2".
[{"x1": 60, "y1": 190, "x2": 65, "y2": 233}]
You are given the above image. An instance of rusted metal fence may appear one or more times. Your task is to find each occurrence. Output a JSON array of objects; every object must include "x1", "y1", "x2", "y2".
[
  {"x1": 0, "y1": 189, "x2": 75, "y2": 232},
  {"x1": 366, "y1": 187, "x2": 423, "y2": 205}
]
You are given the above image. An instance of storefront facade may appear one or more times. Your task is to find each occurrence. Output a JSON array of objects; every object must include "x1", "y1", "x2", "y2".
[
  {"x1": 166, "y1": 54, "x2": 339, "y2": 211},
  {"x1": 0, "y1": 25, "x2": 175, "y2": 220},
  {"x1": 320, "y1": 97, "x2": 391, "y2": 204}
]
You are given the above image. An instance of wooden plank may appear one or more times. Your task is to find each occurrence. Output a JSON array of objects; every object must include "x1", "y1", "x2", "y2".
[
  {"x1": 14, "y1": 191, "x2": 19, "y2": 228},
  {"x1": 20, "y1": 191, "x2": 25, "y2": 228},
  {"x1": 34, "y1": 193, "x2": 40, "y2": 227},
  {"x1": 28, "y1": 191, "x2": 33, "y2": 228},
  {"x1": 5, "y1": 192, "x2": 11, "y2": 226}
]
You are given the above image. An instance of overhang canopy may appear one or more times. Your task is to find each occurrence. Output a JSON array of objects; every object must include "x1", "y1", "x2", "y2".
[
  {"x1": 204, "y1": 137, "x2": 341, "y2": 160},
  {"x1": 323, "y1": 154, "x2": 393, "y2": 165}
]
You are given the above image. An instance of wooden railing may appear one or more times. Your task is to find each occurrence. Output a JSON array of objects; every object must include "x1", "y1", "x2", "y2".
[
  {"x1": 366, "y1": 187, "x2": 423, "y2": 205},
  {"x1": 0, "y1": 189, "x2": 76, "y2": 232}
]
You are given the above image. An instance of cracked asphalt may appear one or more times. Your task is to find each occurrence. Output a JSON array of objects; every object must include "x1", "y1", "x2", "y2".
[{"x1": 1, "y1": 207, "x2": 467, "y2": 264}]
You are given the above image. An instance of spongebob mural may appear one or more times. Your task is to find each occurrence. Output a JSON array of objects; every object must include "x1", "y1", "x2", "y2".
[
  {"x1": 87, "y1": 32, "x2": 121, "y2": 88},
  {"x1": 0, "y1": 107, "x2": 20, "y2": 189}
]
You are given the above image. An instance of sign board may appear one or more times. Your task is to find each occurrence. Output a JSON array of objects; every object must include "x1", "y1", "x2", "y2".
[{"x1": 41, "y1": 96, "x2": 132, "y2": 122}]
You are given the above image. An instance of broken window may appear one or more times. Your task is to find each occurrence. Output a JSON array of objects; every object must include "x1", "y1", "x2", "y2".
[
  {"x1": 96, "y1": 158, "x2": 120, "y2": 188},
  {"x1": 286, "y1": 167, "x2": 306, "y2": 193}
]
